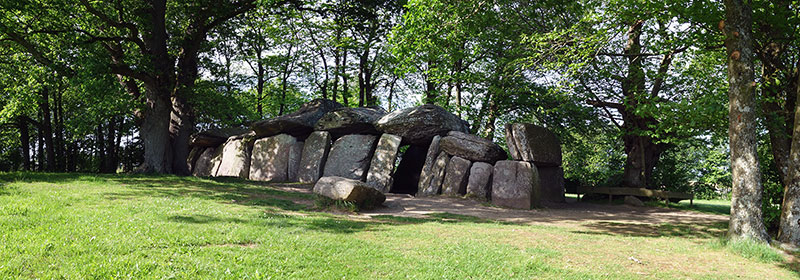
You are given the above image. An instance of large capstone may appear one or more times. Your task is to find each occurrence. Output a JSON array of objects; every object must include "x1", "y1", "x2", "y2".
[
  {"x1": 537, "y1": 166, "x2": 565, "y2": 203},
  {"x1": 214, "y1": 135, "x2": 254, "y2": 179},
  {"x1": 491, "y1": 160, "x2": 541, "y2": 209},
  {"x1": 189, "y1": 127, "x2": 249, "y2": 148},
  {"x1": 250, "y1": 134, "x2": 297, "y2": 182},
  {"x1": 375, "y1": 104, "x2": 469, "y2": 145},
  {"x1": 192, "y1": 147, "x2": 218, "y2": 177},
  {"x1": 313, "y1": 176, "x2": 386, "y2": 209},
  {"x1": 298, "y1": 131, "x2": 332, "y2": 183},
  {"x1": 323, "y1": 134, "x2": 378, "y2": 180},
  {"x1": 418, "y1": 152, "x2": 449, "y2": 197},
  {"x1": 314, "y1": 106, "x2": 387, "y2": 137},
  {"x1": 366, "y1": 134, "x2": 402, "y2": 193},
  {"x1": 466, "y1": 162, "x2": 493, "y2": 200},
  {"x1": 505, "y1": 123, "x2": 562, "y2": 166},
  {"x1": 251, "y1": 99, "x2": 343, "y2": 138},
  {"x1": 439, "y1": 131, "x2": 507, "y2": 163},
  {"x1": 417, "y1": 135, "x2": 442, "y2": 194},
  {"x1": 442, "y1": 156, "x2": 471, "y2": 196},
  {"x1": 390, "y1": 144, "x2": 427, "y2": 194}
]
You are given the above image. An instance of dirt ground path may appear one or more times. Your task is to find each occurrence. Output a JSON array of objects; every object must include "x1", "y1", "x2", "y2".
[{"x1": 271, "y1": 184, "x2": 728, "y2": 230}]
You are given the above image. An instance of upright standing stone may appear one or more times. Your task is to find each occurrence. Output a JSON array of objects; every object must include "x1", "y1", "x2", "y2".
[
  {"x1": 298, "y1": 131, "x2": 332, "y2": 183},
  {"x1": 250, "y1": 134, "x2": 297, "y2": 182},
  {"x1": 491, "y1": 160, "x2": 541, "y2": 209},
  {"x1": 417, "y1": 135, "x2": 442, "y2": 194},
  {"x1": 467, "y1": 162, "x2": 493, "y2": 200},
  {"x1": 287, "y1": 141, "x2": 304, "y2": 182},
  {"x1": 537, "y1": 166, "x2": 565, "y2": 203},
  {"x1": 215, "y1": 136, "x2": 254, "y2": 179},
  {"x1": 419, "y1": 152, "x2": 450, "y2": 196},
  {"x1": 504, "y1": 124, "x2": 521, "y2": 160},
  {"x1": 366, "y1": 134, "x2": 403, "y2": 193},
  {"x1": 507, "y1": 123, "x2": 562, "y2": 166},
  {"x1": 186, "y1": 146, "x2": 203, "y2": 174},
  {"x1": 442, "y1": 156, "x2": 471, "y2": 196},
  {"x1": 192, "y1": 147, "x2": 217, "y2": 177},
  {"x1": 323, "y1": 134, "x2": 378, "y2": 180}
]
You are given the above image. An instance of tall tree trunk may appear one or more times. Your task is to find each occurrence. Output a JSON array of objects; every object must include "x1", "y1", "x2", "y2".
[
  {"x1": 778, "y1": 58, "x2": 800, "y2": 247},
  {"x1": 36, "y1": 128, "x2": 43, "y2": 171},
  {"x1": 760, "y1": 39, "x2": 793, "y2": 186},
  {"x1": 618, "y1": 20, "x2": 665, "y2": 189},
  {"x1": 38, "y1": 87, "x2": 55, "y2": 171},
  {"x1": 96, "y1": 123, "x2": 108, "y2": 173},
  {"x1": 18, "y1": 116, "x2": 30, "y2": 171},
  {"x1": 425, "y1": 60, "x2": 436, "y2": 104},
  {"x1": 341, "y1": 49, "x2": 349, "y2": 106},
  {"x1": 257, "y1": 51, "x2": 265, "y2": 118},
  {"x1": 53, "y1": 88, "x2": 65, "y2": 171},
  {"x1": 724, "y1": 0, "x2": 770, "y2": 242},
  {"x1": 358, "y1": 48, "x2": 366, "y2": 107}
]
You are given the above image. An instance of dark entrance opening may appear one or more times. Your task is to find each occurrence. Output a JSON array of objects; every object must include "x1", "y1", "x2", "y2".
[{"x1": 390, "y1": 144, "x2": 427, "y2": 195}]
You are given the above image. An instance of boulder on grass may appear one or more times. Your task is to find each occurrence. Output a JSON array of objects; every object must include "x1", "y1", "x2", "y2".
[
  {"x1": 624, "y1": 196, "x2": 644, "y2": 207},
  {"x1": 505, "y1": 123, "x2": 562, "y2": 166},
  {"x1": 251, "y1": 99, "x2": 343, "y2": 138},
  {"x1": 442, "y1": 156, "x2": 471, "y2": 196},
  {"x1": 323, "y1": 134, "x2": 378, "y2": 180},
  {"x1": 298, "y1": 131, "x2": 332, "y2": 183},
  {"x1": 375, "y1": 104, "x2": 469, "y2": 145},
  {"x1": 466, "y1": 162, "x2": 493, "y2": 200},
  {"x1": 314, "y1": 176, "x2": 386, "y2": 209},
  {"x1": 440, "y1": 131, "x2": 507, "y2": 163},
  {"x1": 366, "y1": 134, "x2": 402, "y2": 193},
  {"x1": 249, "y1": 134, "x2": 297, "y2": 182},
  {"x1": 491, "y1": 160, "x2": 541, "y2": 209},
  {"x1": 190, "y1": 127, "x2": 249, "y2": 147},
  {"x1": 315, "y1": 107, "x2": 387, "y2": 137}
]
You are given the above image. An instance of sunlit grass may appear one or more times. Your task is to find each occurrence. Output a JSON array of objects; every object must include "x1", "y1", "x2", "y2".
[{"x1": 0, "y1": 173, "x2": 796, "y2": 279}]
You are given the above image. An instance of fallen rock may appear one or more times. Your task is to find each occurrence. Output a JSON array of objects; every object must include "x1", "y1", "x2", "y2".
[
  {"x1": 288, "y1": 141, "x2": 304, "y2": 182},
  {"x1": 249, "y1": 134, "x2": 297, "y2": 182},
  {"x1": 390, "y1": 144, "x2": 427, "y2": 194},
  {"x1": 440, "y1": 131, "x2": 507, "y2": 163},
  {"x1": 537, "y1": 166, "x2": 565, "y2": 203},
  {"x1": 251, "y1": 99, "x2": 343, "y2": 138},
  {"x1": 442, "y1": 156, "x2": 471, "y2": 196},
  {"x1": 214, "y1": 136, "x2": 254, "y2": 178},
  {"x1": 315, "y1": 106, "x2": 387, "y2": 137},
  {"x1": 491, "y1": 160, "x2": 541, "y2": 209},
  {"x1": 375, "y1": 104, "x2": 469, "y2": 145},
  {"x1": 190, "y1": 127, "x2": 249, "y2": 147},
  {"x1": 505, "y1": 123, "x2": 562, "y2": 166},
  {"x1": 366, "y1": 134, "x2": 402, "y2": 193},
  {"x1": 418, "y1": 152, "x2": 450, "y2": 196},
  {"x1": 192, "y1": 147, "x2": 218, "y2": 177},
  {"x1": 298, "y1": 131, "x2": 332, "y2": 183},
  {"x1": 624, "y1": 195, "x2": 645, "y2": 207},
  {"x1": 323, "y1": 134, "x2": 378, "y2": 180},
  {"x1": 417, "y1": 135, "x2": 442, "y2": 194},
  {"x1": 314, "y1": 176, "x2": 386, "y2": 209},
  {"x1": 466, "y1": 162, "x2": 493, "y2": 200}
]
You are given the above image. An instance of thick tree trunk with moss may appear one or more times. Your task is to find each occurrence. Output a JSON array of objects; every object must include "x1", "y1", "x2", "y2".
[
  {"x1": 778, "y1": 58, "x2": 800, "y2": 247},
  {"x1": 723, "y1": 0, "x2": 770, "y2": 242}
]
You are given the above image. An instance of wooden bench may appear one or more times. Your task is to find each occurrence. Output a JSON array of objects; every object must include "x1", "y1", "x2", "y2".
[{"x1": 572, "y1": 186, "x2": 693, "y2": 207}]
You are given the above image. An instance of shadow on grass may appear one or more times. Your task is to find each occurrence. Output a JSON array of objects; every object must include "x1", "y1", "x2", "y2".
[{"x1": 574, "y1": 221, "x2": 728, "y2": 239}]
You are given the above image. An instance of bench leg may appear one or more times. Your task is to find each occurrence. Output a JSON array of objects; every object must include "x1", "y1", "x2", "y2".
[
  {"x1": 690, "y1": 197, "x2": 693, "y2": 206},
  {"x1": 664, "y1": 196, "x2": 669, "y2": 208},
  {"x1": 609, "y1": 194, "x2": 612, "y2": 204}
]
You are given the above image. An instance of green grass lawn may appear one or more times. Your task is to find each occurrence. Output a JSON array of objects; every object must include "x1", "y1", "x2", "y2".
[{"x1": 1, "y1": 173, "x2": 796, "y2": 279}]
